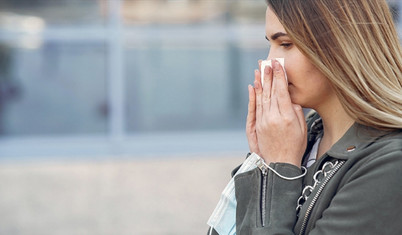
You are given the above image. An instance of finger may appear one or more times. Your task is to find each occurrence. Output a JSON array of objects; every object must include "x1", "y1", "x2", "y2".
[
  {"x1": 258, "y1": 59, "x2": 263, "y2": 71},
  {"x1": 271, "y1": 59, "x2": 293, "y2": 115},
  {"x1": 254, "y1": 69, "x2": 263, "y2": 122},
  {"x1": 262, "y1": 65, "x2": 273, "y2": 111},
  {"x1": 269, "y1": 84, "x2": 280, "y2": 114},
  {"x1": 293, "y1": 104, "x2": 306, "y2": 130},
  {"x1": 247, "y1": 84, "x2": 256, "y2": 128}
]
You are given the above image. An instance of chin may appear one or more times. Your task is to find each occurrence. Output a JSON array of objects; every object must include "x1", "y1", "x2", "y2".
[
  {"x1": 288, "y1": 89, "x2": 299, "y2": 104},
  {"x1": 289, "y1": 94, "x2": 308, "y2": 108},
  {"x1": 289, "y1": 86, "x2": 307, "y2": 107}
]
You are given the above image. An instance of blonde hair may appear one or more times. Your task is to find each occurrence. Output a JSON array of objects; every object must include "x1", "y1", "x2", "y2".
[{"x1": 267, "y1": 0, "x2": 402, "y2": 129}]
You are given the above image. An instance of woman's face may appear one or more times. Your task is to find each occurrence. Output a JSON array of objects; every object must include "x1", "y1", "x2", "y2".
[{"x1": 265, "y1": 7, "x2": 335, "y2": 109}]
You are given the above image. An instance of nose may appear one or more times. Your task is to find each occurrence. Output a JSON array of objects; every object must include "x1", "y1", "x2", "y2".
[{"x1": 266, "y1": 48, "x2": 276, "y2": 61}]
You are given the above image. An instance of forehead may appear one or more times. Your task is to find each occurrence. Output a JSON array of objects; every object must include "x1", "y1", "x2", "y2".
[{"x1": 265, "y1": 6, "x2": 286, "y2": 35}]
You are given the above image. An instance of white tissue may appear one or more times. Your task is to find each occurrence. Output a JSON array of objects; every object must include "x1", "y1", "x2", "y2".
[{"x1": 260, "y1": 58, "x2": 287, "y2": 86}]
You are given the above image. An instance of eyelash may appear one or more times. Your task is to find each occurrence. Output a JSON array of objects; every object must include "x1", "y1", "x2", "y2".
[
  {"x1": 280, "y1": 43, "x2": 292, "y2": 48},
  {"x1": 265, "y1": 38, "x2": 292, "y2": 49}
]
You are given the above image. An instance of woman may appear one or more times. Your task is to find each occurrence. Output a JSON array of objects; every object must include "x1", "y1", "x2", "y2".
[{"x1": 208, "y1": 0, "x2": 402, "y2": 234}]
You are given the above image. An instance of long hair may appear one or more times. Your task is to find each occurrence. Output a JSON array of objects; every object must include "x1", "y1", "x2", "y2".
[{"x1": 267, "y1": 0, "x2": 402, "y2": 129}]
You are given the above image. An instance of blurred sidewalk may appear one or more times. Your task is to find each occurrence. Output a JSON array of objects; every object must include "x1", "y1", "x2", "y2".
[{"x1": 0, "y1": 154, "x2": 244, "y2": 235}]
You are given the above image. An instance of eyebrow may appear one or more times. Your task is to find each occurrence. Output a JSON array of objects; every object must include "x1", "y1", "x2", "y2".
[{"x1": 265, "y1": 32, "x2": 288, "y2": 41}]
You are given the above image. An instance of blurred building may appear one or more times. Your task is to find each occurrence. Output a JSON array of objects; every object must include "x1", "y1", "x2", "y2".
[
  {"x1": 0, "y1": 0, "x2": 400, "y2": 159},
  {"x1": 0, "y1": 0, "x2": 267, "y2": 159}
]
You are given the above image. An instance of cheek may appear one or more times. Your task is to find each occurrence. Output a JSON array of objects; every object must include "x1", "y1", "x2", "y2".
[
  {"x1": 284, "y1": 60, "x2": 304, "y2": 85},
  {"x1": 289, "y1": 74, "x2": 334, "y2": 107},
  {"x1": 285, "y1": 62, "x2": 332, "y2": 106},
  {"x1": 285, "y1": 55, "x2": 321, "y2": 86}
]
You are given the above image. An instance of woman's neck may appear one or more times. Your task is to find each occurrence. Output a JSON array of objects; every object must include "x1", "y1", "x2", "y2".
[{"x1": 315, "y1": 97, "x2": 355, "y2": 158}]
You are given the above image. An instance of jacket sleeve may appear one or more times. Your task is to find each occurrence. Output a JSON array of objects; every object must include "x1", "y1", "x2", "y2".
[
  {"x1": 308, "y1": 149, "x2": 402, "y2": 235},
  {"x1": 234, "y1": 163, "x2": 303, "y2": 235}
]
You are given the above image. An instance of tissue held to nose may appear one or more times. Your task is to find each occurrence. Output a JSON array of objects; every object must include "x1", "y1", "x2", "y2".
[{"x1": 260, "y1": 58, "x2": 287, "y2": 86}]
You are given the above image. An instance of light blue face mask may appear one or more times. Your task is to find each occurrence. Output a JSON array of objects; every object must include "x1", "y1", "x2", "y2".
[{"x1": 207, "y1": 153, "x2": 261, "y2": 235}]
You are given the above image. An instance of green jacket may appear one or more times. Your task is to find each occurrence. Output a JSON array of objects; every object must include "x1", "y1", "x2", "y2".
[{"x1": 211, "y1": 113, "x2": 402, "y2": 234}]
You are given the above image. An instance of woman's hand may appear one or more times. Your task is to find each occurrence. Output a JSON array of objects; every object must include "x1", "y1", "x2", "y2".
[
  {"x1": 246, "y1": 61, "x2": 263, "y2": 156},
  {"x1": 246, "y1": 60, "x2": 307, "y2": 167},
  {"x1": 246, "y1": 83, "x2": 261, "y2": 156}
]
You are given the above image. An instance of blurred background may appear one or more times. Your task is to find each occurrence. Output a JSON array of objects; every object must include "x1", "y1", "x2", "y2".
[{"x1": 0, "y1": 0, "x2": 400, "y2": 234}]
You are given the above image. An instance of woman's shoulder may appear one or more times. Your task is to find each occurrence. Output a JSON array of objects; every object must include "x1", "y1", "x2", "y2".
[
  {"x1": 365, "y1": 126, "x2": 402, "y2": 150},
  {"x1": 339, "y1": 127, "x2": 402, "y2": 187},
  {"x1": 352, "y1": 126, "x2": 402, "y2": 165},
  {"x1": 327, "y1": 122, "x2": 401, "y2": 163}
]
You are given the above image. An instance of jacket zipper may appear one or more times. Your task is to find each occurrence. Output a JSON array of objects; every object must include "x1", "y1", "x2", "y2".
[
  {"x1": 299, "y1": 161, "x2": 345, "y2": 235},
  {"x1": 257, "y1": 159, "x2": 268, "y2": 227}
]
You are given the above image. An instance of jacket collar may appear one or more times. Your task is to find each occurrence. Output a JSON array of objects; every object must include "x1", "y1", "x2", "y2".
[{"x1": 326, "y1": 122, "x2": 392, "y2": 160}]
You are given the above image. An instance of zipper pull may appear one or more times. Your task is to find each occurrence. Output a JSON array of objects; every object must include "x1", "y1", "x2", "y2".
[{"x1": 256, "y1": 158, "x2": 268, "y2": 176}]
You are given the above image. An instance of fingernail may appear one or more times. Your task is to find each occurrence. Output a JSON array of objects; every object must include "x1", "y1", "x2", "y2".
[
  {"x1": 273, "y1": 60, "x2": 280, "y2": 71},
  {"x1": 254, "y1": 70, "x2": 260, "y2": 78},
  {"x1": 264, "y1": 65, "x2": 270, "y2": 74}
]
